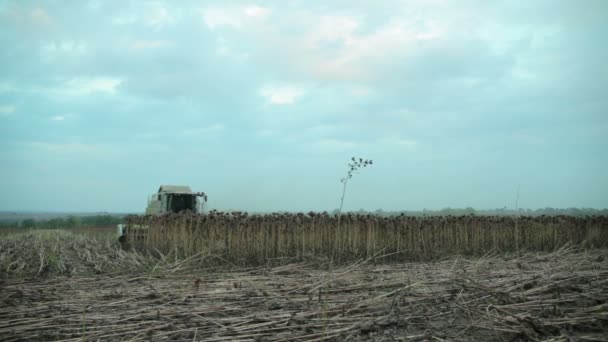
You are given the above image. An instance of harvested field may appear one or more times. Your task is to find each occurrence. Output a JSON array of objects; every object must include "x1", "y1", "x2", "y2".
[
  {"x1": 1, "y1": 231, "x2": 607, "y2": 341},
  {"x1": 0, "y1": 231, "x2": 153, "y2": 278}
]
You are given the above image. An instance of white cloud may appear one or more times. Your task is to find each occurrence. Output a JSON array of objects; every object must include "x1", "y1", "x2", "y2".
[
  {"x1": 0, "y1": 83, "x2": 17, "y2": 93},
  {"x1": 59, "y1": 77, "x2": 123, "y2": 96},
  {"x1": 112, "y1": 14, "x2": 138, "y2": 25},
  {"x1": 87, "y1": 0, "x2": 101, "y2": 11},
  {"x1": 202, "y1": 8, "x2": 240, "y2": 29},
  {"x1": 50, "y1": 113, "x2": 76, "y2": 122},
  {"x1": 131, "y1": 39, "x2": 170, "y2": 49},
  {"x1": 40, "y1": 40, "x2": 88, "y2": 62},
  {"x1": 255, "y1": 128, "x2": 276, "y2": 138},
  {"x1": 349, "y1": 85, "x2": 374, "y2": 97},
  {"x1": 307, "y1": 15, "x2": 359, "y2": 44},
  {"x1": 0, "y1": 78, "x2": 121, "y2": 97},
  {"x1": 311, "y1": 138, "x2": 358, "y2": 151},
  {"x1": 305, "y1": 19, "x2": 444, "y2": 81},
  {"x1": 260, "y1": 84, "x2": 305, "y2": 104},
  {"x1": 147, "y1": 3, "x2": 176, "y2": 30},
  {"x1": 393, "y1": 138, "x2": 418, "y2": 149},
  {"x1": 244, "y1": 6, "x2": 270, "y2": 19},
  {"x1": 201, "y1": 5, "x2": 270, "y2": 30},
  {"x1": 198, "y1": 5, "x2": 452, "y2": 82},
  {"x1": 510, "y1": 66, "x2": 537, "y2": 81},
  {"x1": 182, "y1": 123, "x2": 225, "y2": 136},
  {"x1": 215, "y1": 37, "x2": 249, "y2": 62},
  {"x1": 110, "y1": 3, "x2": 177, "y2": 29},
  {"x1": 0, "y1": 105, "x2": 15, "y2": 117},
  {"x1": 221, "y1": 11, "x2": 446, "y2": 82},
  {"x1": 307, "y1": 136, "x2": 417, "y2": 154},
  {"x1": 25, "y1": 142, "x2": 99, "y2": 154},
  {"x1": 380, "y1": 137, "x2": 419, "y2": 150},
  {"x1": 29, "y1": 7, "x2": 51, "y2": 26},
  {"x1": 307, "y1": 124, "x2": 339, "y2": 136}
]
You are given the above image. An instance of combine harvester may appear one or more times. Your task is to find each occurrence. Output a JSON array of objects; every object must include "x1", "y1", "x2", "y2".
[{"x1": 117, "y1": 185, "x2": 207, "y2": 242}]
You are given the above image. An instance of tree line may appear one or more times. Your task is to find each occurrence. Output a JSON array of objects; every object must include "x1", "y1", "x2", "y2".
[{"x1": 0, "y1": 215, "x2": 124, "y2": 229}]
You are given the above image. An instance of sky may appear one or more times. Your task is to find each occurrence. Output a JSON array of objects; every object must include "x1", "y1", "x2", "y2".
[{"x1": 0, "y1": 0, "x2": 607, "y2": 213}]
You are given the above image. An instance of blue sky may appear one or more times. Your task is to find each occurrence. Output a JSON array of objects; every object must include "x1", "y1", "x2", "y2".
[{"x1": 0, "y1": 0, "x2": 607, "y2": 212}]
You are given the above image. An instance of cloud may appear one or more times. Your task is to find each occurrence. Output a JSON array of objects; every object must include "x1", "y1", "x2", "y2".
[
  {"x1": 255, "y1": 128, "x2": 276, "y2": 138},
  {"x1": 311, "y1": 138, "x2": 358, "y2": 151},
  {"x1": 87, "y1": 0, "x2": 101, "y2": 11},
  {"x1": 112, "y1": 14, "x2": 137, "y2": 25},
  {"x1": 109, "y1": 2, "x2": 177, "y2": 30},
  {"x1": 1, "y1": 1, "x2": 607, "y2": 211},
  {"x1": 260, "y1": 84, "x2": 305, "y2": 104},
  {"x1": 0, "y1": 5, "x2": 53, "y2": 35},
  {"x1": 131, "y1": 39, "x2": 171, "y2": 49},
  {"x1": 182, "y1": 123, "x2": 225, "y2": 136},
  {"x1": 382, "y1": 137, "x2": 418, "y2": 150},
  {"x1": 215, "y1": 37, "x2": 249, "y2": 62},
  {"x1": 49, "y1": 113, "x2": 76, "y2": 122},
  {"x1": 305, "y1": 136, "x2": 417, "y2": 154},
  {"x1": 0, "y1": 78, "x2": 122, "y2": 97},
  {"x1": 40, "y1": 40, "x2": 88, "y2": 62},
  {"x1": 201, "y1": 9, "x2": 447, "y2": 83},
  {"x1": 0, "y1": 83, "x2": 16, "y2": 93},
  {"x1": 24, "y1": 142, "x2": 100, "y2": 154},
  {"x1": 201, "y1": 5, "x2": 271, "y2": 30},
  {"x1": 244, "y1": 6, "x2": 270, "y2": 19},
  {"x1": 59, "y1": 77, "x2": 123, "y2": 96},
  {"x1": 302, "y1": 18, "x2": 446, "y2": 81},
  {"x1": 146, "y1": 3, "x2": 176, "y2": 30},
  {"x1": 201, "y1": 8, "x2": 240, "y2": 29},
  {"x1": 29, "y1": 7, "x2": 52, "y2": 26},
  {"x1": 0, "y1": 105, "x2": 15, "y2": 117}
]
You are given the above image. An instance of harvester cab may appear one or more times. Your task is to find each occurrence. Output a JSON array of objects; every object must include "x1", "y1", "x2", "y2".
[
  {"x1": 144, "y1": 185, "x2": 208, "y2": 215},
  {"x1": 117, "y1": 185, "x2": 207, "y2": 241}
]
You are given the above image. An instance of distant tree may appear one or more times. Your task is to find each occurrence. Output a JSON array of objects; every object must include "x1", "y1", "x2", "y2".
[
  {"x1": 81, "y1": 215, "x2": 121, "y2": 226},
  {"x1": 65, "y1": 216, "x2": 81, "y2": 228},
  {"x1": 21, "y1": 219, "x2": 36, "y2": 228}
]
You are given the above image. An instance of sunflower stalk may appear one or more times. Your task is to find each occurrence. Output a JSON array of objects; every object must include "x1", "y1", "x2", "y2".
[{"x1": 338, "y1": 157, "x2": 373, "y2": 215}]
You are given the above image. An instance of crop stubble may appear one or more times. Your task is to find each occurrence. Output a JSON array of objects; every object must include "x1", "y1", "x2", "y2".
[{"x1": 1, "y1": 231, "x2": 607, "y2": 341}]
